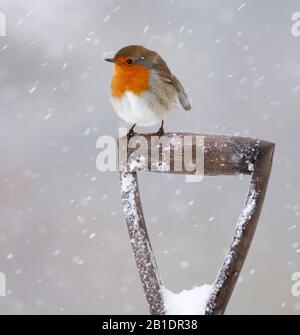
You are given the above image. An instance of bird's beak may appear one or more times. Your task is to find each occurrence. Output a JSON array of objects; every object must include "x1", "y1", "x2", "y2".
[{"x1": 105, "y1": 58, "x2": 116, "y2": 63}]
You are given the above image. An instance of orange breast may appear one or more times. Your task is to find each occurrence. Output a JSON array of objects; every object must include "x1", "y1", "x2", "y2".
[{"x1": 111, "y1": 64, "x2": 150, "y2": 98}]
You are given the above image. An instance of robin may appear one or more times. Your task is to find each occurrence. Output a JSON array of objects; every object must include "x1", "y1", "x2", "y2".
[{"x1": 105, "y1": 45, "x2": 191, "y2": 137}]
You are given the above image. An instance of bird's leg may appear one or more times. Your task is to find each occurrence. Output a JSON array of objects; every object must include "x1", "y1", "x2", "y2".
[
  {"x1": 156, "y1": 120, "x2": 165, "y2": 138},
  {"x1": 127, "y1": 123, "x2": 136, "y2": 141}
]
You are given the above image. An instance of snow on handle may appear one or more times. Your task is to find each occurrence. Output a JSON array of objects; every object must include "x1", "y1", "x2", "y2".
[
  {"x1": 120, "y1": 171, "x2": 164, "y2": 315},
  {"x1": 206, "y1": 180, "x2": 261, "y2": 314},
  {"x1": 119, "y1": 133, "x2": 274, "y2": 315}
]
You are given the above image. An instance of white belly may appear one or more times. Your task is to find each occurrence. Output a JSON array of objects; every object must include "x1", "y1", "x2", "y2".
[
  {"x1": 110, "y1": 91, "x2": 166, "y2": 127},
  {"x1": 110, "y1": 70, "x2": 177, "y2": 127}
]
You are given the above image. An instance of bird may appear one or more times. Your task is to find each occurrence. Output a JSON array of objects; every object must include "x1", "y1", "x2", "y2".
[{"x1": 105, "y1": 45, "x2": 191, "y2": 138}]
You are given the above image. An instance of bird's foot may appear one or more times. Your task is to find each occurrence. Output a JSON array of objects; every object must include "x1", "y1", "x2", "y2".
[
  {"x1": 127, "y1": 124, "x2": 136, "y2": 141},
  {"x1": 155, "y1": 122, "x2": 165, "y2": 138}
]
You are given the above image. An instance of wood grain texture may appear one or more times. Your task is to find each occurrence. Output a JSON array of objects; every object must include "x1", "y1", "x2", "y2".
[{"x1": 119, "y1": 132, "x2": 275, "y2": 315}]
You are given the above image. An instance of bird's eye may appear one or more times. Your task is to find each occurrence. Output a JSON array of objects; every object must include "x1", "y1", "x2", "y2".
[{"x1": 127, "y1": 58, "x2": 134, "y2": 65}]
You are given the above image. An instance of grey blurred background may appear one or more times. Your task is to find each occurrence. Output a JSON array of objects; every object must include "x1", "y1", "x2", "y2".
[{"x1": 0, "y1": 0, "x2": 299, "y2": 315}]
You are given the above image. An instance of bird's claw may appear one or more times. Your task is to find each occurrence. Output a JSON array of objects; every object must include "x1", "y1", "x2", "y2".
[
  {"x1": 127, "y1": 129, "x2": 136, "y2": 141},
  {"x1": 156, "y1": 125, "x2": 165, "y2": 138},
  {"x1": 127, "y1": 124, "x2": 136, "y2": 141}
]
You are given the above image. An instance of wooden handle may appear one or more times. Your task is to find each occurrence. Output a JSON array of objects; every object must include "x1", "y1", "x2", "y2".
[{"x1": 119, "y1": 132, "x2": 275, "y2": 315}]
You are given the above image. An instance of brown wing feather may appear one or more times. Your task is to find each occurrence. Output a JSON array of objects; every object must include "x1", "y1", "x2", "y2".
[
  {"x1": 151, "y1": 54, "x2": 191, "y2": 111},
  {"x1": 171, "y1": 75, "x2": 191, "y2": 111}
]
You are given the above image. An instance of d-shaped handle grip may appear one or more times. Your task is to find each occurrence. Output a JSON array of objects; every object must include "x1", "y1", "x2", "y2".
[{"x1": 119, "y1": 133, "x2": 275, "y2": 315}]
